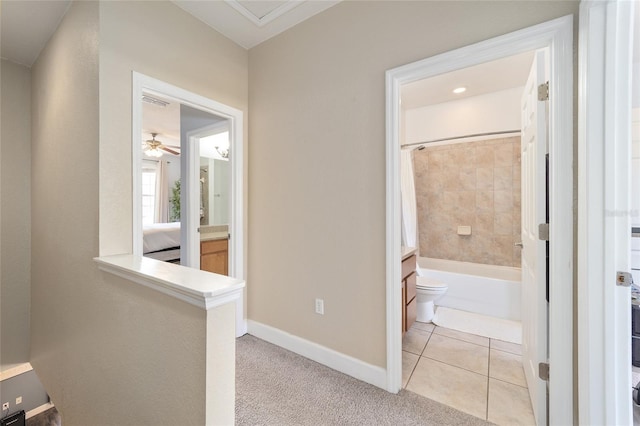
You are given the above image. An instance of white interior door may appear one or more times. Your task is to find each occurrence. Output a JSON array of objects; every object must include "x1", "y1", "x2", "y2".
[{"x1": 520, "y1": 49, "x2": 548, "y2": 425}]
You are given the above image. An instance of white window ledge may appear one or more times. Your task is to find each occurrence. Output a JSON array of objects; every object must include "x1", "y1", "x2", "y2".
[{"x1": 94, "y1": 254, "x2": 245, "y2": 310}]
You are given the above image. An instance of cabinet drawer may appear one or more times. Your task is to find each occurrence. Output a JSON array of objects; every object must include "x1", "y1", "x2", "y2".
[
  {"x1": 406, "y1": 272, "x2": 417, "y2": 303},
  {"x1": 401, "y1": 254, "x2": 416, "y2": 279},
  {"x1": 201, "y1": 238, "x2": 228, "y2": 254},
  {"x1": 406, "y1": 296, "x2": 417, "y2": 331}
]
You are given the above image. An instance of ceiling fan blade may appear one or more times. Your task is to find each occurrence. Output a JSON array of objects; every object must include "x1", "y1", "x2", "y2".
[{"x1": 161, "y1": 146, "x2": 180, "y2": 156}]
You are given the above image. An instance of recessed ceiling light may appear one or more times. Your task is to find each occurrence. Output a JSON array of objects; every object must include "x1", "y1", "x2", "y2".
[{"x1": 453, "y1": 87, "x2": 467, "y2": 94}]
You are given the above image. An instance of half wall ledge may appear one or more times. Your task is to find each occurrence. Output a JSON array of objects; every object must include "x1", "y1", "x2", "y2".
[
  {"x1": 94, "y1": 254, "x2": 245, "y2": 310},
  {"x1": 94, "y1": 253, "x2": 242, "y2": 424}
]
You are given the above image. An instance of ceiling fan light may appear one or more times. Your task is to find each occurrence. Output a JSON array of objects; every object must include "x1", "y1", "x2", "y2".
[{"x1": 145, "y1": 147, "x2": 163, "y2": 158}]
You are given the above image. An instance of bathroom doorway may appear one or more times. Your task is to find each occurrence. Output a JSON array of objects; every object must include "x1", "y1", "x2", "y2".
[
  {"x1": 396, "y1": 48, "x2": 544, "y2": 424},
  {"x1": 386, "y1": 15, "x2": 574, "y2": 425}
]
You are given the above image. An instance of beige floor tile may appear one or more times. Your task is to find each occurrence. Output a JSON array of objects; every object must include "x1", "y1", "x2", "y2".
[
  {"x1": 490, "y1": 349, "x2": 526, "y2": 387},
  {"x1": 423, "y1": 334, "x2": 489, "y2": 375},
  {"x1": 491, "y1": 339, "x2": 522, "y2": 355},
  {"x1": 412, "y1": 321, "x2": 435, "y2": 333},
  {"x1": 407, "y1": 357, "x2": 488, "y2": 420},
  {"x1": 402, "y1": 327, "x2": 431, "y2": 355},
  {"x1": 433, "y1": 326, "x2": 490, "y2": 347},
  {"x1": 487, "y1": 378, "x2": 535, "y2": 426},
  {"x1": 402, "y1": 351, "x2": 419, "y2": 388}
]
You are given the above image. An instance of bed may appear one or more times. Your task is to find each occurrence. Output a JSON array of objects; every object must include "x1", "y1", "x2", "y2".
[{"x1": 143, "y1": 222, "x2": 181, "y2": 263}]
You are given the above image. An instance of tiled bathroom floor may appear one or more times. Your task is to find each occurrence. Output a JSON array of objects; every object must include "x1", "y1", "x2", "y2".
[{"x1": 403, "y1": 321, "x2": 535, "y2": 425}]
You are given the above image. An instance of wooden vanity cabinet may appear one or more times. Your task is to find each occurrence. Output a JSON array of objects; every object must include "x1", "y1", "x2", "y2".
[
  {"x1": 200, "y1": 238, "x2": 228, "y2": 276},
  {"x1": 402, "y1": 254, "x2": 417, "y2": 334}
]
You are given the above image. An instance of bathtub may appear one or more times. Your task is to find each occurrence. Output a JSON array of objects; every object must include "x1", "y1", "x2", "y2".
[{"x1": 418, "y1": 257, "x2": 522, "y2": 321}]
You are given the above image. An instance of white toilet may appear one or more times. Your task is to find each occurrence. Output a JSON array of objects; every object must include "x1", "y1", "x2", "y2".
[{"x1": 415, "y1": 274, "x2": 448, "y2": 323}]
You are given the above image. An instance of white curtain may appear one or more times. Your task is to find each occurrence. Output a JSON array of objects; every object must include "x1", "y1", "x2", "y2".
[
  {"x1": 400, "y1": 148, "x2": 418, "y2": 248},
  {"x1": 155, "y1": 159, "x2": 169, "y2": 223}
]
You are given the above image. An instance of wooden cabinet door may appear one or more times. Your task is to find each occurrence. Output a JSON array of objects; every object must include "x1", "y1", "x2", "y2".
[{"x1": 200, "y1": 239, "x2": 228, "y2": 276}]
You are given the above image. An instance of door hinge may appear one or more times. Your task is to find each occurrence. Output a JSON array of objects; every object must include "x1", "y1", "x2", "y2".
[
  {"x1": 538, "y1": 223, "x2": 549, "y2": 241},
  {"x1": 616, "y1": 271, "x2": 634, "y2": 287},
  {"x1": 538, "y1": 362, "x2": 550, "y2": 381},
  {"x1": 538, "y1": 82, "x2": 549, "y2": 101}
]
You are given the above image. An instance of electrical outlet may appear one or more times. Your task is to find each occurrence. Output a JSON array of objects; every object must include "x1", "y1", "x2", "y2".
[
  {"x1": 2, "y1": 402, "x2": 9, "y2": 411},
  {"x1": 315, "y1": 298, "x2": 324, "y2": 315},
  {"x1": 15, "y1": 396, "x2": 22, "y2": 405}
]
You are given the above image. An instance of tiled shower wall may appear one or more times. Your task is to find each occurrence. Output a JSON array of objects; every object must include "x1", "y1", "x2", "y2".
[{"x1": 413, "y1": 137, "x2": 521, "y2": 267}]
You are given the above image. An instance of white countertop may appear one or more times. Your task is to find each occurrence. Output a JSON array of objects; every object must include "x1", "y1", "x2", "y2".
[
  {"x1": 401, "y1": 246, "x2": 418, "y2": 260},
  {"x1": 200, "y1": 231, "x2": 229, "y2": 242}
]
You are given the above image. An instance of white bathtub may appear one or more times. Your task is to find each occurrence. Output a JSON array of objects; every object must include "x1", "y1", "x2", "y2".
[{"x1": 418, "y1": 257, "x2": 522, "y2": 321}]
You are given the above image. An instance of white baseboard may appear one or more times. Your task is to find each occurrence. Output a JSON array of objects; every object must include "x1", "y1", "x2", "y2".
[
  {"x1": 26, "y1": 402, "x2": 55, "y2": 419},
  {"x1": 0, "y1": 363, "x2": 33, "y2": 381},
  {"x1": 247, "y1": 320, "x2": 387, "y2": 390}
]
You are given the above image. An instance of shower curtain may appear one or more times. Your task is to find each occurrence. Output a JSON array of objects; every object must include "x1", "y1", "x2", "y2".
[{"x1": 400, "y1": 149, "x2": 418, "y2": 248}]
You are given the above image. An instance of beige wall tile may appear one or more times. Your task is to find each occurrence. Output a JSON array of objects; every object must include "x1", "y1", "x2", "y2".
[
  {"x1": 476, "y1": 167, "x2": 494, "y2": 190},
  {"x1": 476, "y1": 145, "x2": 495, "y2": 167},
  {"x1": 494, "y1": 190, "x2": 513, "y2": 212},
  {"x1": 429, "y1": 150, "x2": 448, "y2": 170},
  {"x1": 494, "y1": 212, "x2": 513, "y2": 236},
  {"x1": 460, "y1": 168, "x2": 477, "y2": 190},
  {"x1": 494, "y1": 166, "x2": 513, "y2": 190},
  {"x1": 494, "y1": 143, "x2": 513, "y2": 166},
  {"x1": 476, "y1": 191, "x2": 494, "y2": 212},
  {"x1": 416, "y1": 138, "x2": 521, "y2": 267}
]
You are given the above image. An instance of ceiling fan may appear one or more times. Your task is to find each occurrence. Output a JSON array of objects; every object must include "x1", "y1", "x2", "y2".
[{"x1": 143, "y1": 133, "x2": 180, "y2": 157}]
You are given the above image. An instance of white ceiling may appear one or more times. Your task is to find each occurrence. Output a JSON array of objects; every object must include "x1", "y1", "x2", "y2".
[
  {"x1": 0, "y1": 0, "x2": 71, "y2": 67},
  {"x1": 171, "y1": 0, "x2": 341, "y2": 49},
  {"x1": 0, "y1": 0, "x2": 341, "y2": 67},
  {"x1": 400, "y1": 51, "x2": 536, "y2": 110}
]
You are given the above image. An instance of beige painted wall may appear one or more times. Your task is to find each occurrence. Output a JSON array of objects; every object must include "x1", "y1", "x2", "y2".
[
  {"x1": 248, "y1": 1, "x2": 579, "y2": 368},
  {"x1": 30, "y1": 2, "x2": 235, "y2": 424},
  {"x1": 1, "y1": 59, "x2": 32, "y2": 371},
  {"x1": 415, "y1": 137, "x2": 522, "y2": 267}
]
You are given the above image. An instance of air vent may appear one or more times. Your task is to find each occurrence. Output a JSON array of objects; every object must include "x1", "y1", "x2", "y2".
[{"x1": 142, "y1": 95, "x2": 169, "y2": 107}]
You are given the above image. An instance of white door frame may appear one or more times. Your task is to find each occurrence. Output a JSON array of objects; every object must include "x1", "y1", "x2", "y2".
[
  {"x1": 577, "y1": 1, "x2": 635, "y2": 424},
  {"x1": 132, "y1": 72, "x2": 246, "y2": 336},
  {"x1": 385, "y1": 15, "x2": 574, "y2": 424}
]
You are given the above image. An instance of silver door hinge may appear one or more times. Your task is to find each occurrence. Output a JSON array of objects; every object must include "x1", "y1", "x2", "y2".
[
  {"x1": 616, "y1": 271, "x2": 634, "y2": 287},
  {"x1": 538, "y1": 82, "x2": 549, "y2": 101},
  {"x1": 538, "y1": 223, "x2": 549, "y2": 241},
  {"x1": 538, "y1": 362, "x2": 549, "y2": 381}
]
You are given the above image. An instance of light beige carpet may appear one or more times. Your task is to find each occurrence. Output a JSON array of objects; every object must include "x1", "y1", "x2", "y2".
[{"x1": 236, "y1": 335, "x2": 492, "y2": 425}]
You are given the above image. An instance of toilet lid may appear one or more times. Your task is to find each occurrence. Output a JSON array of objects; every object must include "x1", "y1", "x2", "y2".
[{"x1": 416, "y1": 276, "x2": 447, "y2": 289}]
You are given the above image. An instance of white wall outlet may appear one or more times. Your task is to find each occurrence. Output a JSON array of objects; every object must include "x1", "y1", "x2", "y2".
[
  {"x1": 15, "y1": 396, "x2": 22, "y2": 405},
  {"x1": 315, "y1": 298, "x2": 324, "y2": 315},
  {"x1": 2, "y1": 402, "x2": 9, "y2": 411}
]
